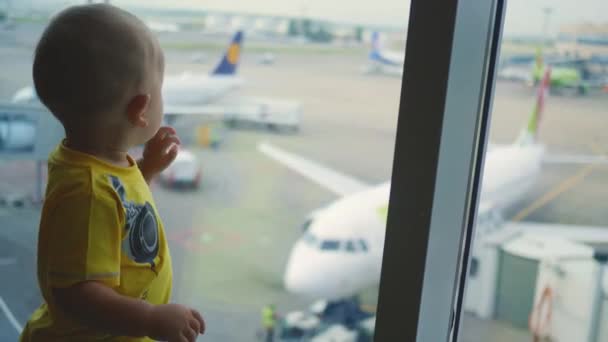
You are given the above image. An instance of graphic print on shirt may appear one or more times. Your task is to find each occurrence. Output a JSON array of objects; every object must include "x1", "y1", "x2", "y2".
[{"x1": 109, "y1": 175, "x2": 159, "y2": 266}]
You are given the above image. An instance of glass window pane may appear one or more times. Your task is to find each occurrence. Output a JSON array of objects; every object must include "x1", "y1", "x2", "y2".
[
  {"x1": 0, "y1": 1, "x2": 410, "y2": 341},
  {"x1": 460, "y1": 1, "x2": 608, "y2": 341}
]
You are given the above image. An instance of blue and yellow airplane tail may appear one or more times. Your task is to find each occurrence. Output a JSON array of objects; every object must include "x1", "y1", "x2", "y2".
[
  {"x1": 517, "y1": 67, "x2": 551, "y2": 145},
  {"x1": 212, "y1": 30, "x2": 243, "y2": 76},
  {"x1": 369, "y1": 31, "x2": 381, "y2": 60}
]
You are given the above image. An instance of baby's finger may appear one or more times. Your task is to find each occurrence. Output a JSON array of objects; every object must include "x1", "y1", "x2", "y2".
[
  {"x1": 151, "y1": 126, "x2": 177, "y2": 145},
  {"x1": 183, "y1": 327, "x2": 197, "y2": 342},
  {"x1": 157, "y1": 126, "x2": 176, "y2": 138},
  {"x1": 162, "y1": 135, "x2": 181, "y2": 151},
  {"x1": 188, "y1": 317, "x2": 200, "y2": 335},
  {"x1": 162, "y1": 144, "x2": 179, "y2": 164},
  {"x1": 191, "y1": 310, "x2": 205, "y2": 333}
]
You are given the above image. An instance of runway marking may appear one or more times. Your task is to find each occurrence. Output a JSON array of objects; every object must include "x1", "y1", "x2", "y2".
[
  {"x1": 512, "y1": 143, "x2": 605, "y2": 222},
  {"x1": 0, "y1": 296, "x2": 22, "y2": 333}
]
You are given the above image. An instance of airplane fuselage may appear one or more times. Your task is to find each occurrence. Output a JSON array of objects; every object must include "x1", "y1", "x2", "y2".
[
  {"x1": 367, "y1": 49, "x2": 405, "y2": 76},
  {"x1": 284, "y1": 143, "x2": 545, "y2": 301},
  {"x1": 162, "y1": 74, "x2": 243, "y2": 106}
]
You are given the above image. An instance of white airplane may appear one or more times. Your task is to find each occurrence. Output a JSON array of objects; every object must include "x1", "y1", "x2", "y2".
[
  {"x1": 258, "y1": 68, "x2": 608, "y2": 301},
  {"x1": 145, "y1": 20, "x2": 180, "y2": 34},
  {"x1": 161, "y1": 30, "x2": 301, "y2": 130},
  {"x1": 12, "y1": 31, "x2": 300, "y2": 130},
  {"x1": 364, "y1": 32, "x2": 405, "y2": 77},
  {"x1": 162, "y1": 31, "x2": 244, "y2": 117},
  {"x1": 11, "y1": 31, "x2": 244, "y2": 113}
]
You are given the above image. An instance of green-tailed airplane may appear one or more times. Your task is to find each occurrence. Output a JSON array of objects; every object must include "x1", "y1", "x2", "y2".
[{"x1": 532, "y1": 48, "x2": 608, "y2": 95}]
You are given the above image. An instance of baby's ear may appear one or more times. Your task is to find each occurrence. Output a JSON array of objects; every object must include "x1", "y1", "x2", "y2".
[{"x1": 126, "y1": 94, "x2": 151, "y2": 127}]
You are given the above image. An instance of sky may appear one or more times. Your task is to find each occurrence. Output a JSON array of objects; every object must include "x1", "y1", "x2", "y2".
[{"x1": 11, "y1": 0, "x2": 608, "y2": 36}]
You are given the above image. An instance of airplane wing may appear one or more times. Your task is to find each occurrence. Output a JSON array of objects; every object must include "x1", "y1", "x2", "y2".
[
  {"x1": 258, "y1": 142, "x2": 369, "y2": 197},
  {"x1": 164, "y1": 96, "x2": 277, "y2": 116},
  {"x1": 500, "y1": 221, "x2": 608, "y2": 245},
  {"x1": 163, "y1": 104, "x2": 228, "y2": 119},
  {"x1": 484, "y1": 142, "x2": 608, "y2": 166},
  {"x1": 543, "y1": 153, "x2": 608, "y2": 165},
  {"x1": 165, "y1": 96, "x2": 301, "y2": 126}
]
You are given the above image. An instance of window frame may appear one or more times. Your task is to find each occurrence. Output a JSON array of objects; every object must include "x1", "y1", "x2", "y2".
[{"x1": 373, "y1": 0, "x2": 506, "y2": 341}]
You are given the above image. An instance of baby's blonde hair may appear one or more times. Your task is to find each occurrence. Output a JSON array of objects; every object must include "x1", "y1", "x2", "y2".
[{"x1": 33, "y1": 4, "x2": 155, "y2": 128}]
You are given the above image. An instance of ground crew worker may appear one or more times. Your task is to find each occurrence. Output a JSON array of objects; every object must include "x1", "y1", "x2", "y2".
[{"x1": 262, "y1": 304, "x2": 278, "y2": 342}]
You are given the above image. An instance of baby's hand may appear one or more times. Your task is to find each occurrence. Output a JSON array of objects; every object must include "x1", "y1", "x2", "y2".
[
  {"x1": 146, "y1": 304, "x2": 205, "y2": 342},
  {"x1": 140, "y1": 126, "x2": 181, "y2": 182}
]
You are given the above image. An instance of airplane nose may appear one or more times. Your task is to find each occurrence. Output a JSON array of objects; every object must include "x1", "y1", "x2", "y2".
[
  {"x1": 283, "y1": 263, "x2": 300, "y2": 293},
  {"x1": 283, "y1": 245, "x2": 310, "y2": 294},
  {"x1": 283, "y1": 243, "x2": 350, "y2": 300}
]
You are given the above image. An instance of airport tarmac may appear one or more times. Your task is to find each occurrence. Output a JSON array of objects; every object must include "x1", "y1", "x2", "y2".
[{"x1": 0, "y1": 23, "x2": 607, "y2": 341}]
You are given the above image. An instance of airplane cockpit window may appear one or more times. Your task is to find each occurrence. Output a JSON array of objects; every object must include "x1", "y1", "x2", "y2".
[
  {"x1": 358, "y1": 239, "x2": 369, "y2": 252},
  {"x1": 320, "y1": 240, "x2": 341, "y2": 251},
  {"x1": 307, "y1": 236, "x2": 368, "y2": 253},
  {"x1": 345, "y1": 240, "x2": 357, "y2": 253}
]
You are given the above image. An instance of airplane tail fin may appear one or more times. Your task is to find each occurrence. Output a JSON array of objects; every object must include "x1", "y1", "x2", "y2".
[
  {"x1": 531, "y1": 47, "x2": 546, "y2": 84},
  {"x1": 369, "y1": 31, "x2": 381, "y2": 60},
  {"x1": 517, "y1": 67, "x2": 551, "y2": 145},
  {"x1": 211, "y1": 30, "x2": 243, "y2": 76},
  {"x1": 535, "y1": 47, "x2": 544, "y2": 69}
]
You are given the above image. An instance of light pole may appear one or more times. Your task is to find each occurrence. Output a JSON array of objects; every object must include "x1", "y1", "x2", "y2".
[{"x1": 542, "y1": 7, "x2": 553, "y2": 47}]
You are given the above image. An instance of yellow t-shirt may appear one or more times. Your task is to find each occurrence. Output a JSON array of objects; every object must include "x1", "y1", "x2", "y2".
[{"x1": 20, "y1": 142, "x2": 172, "y2": 342}]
